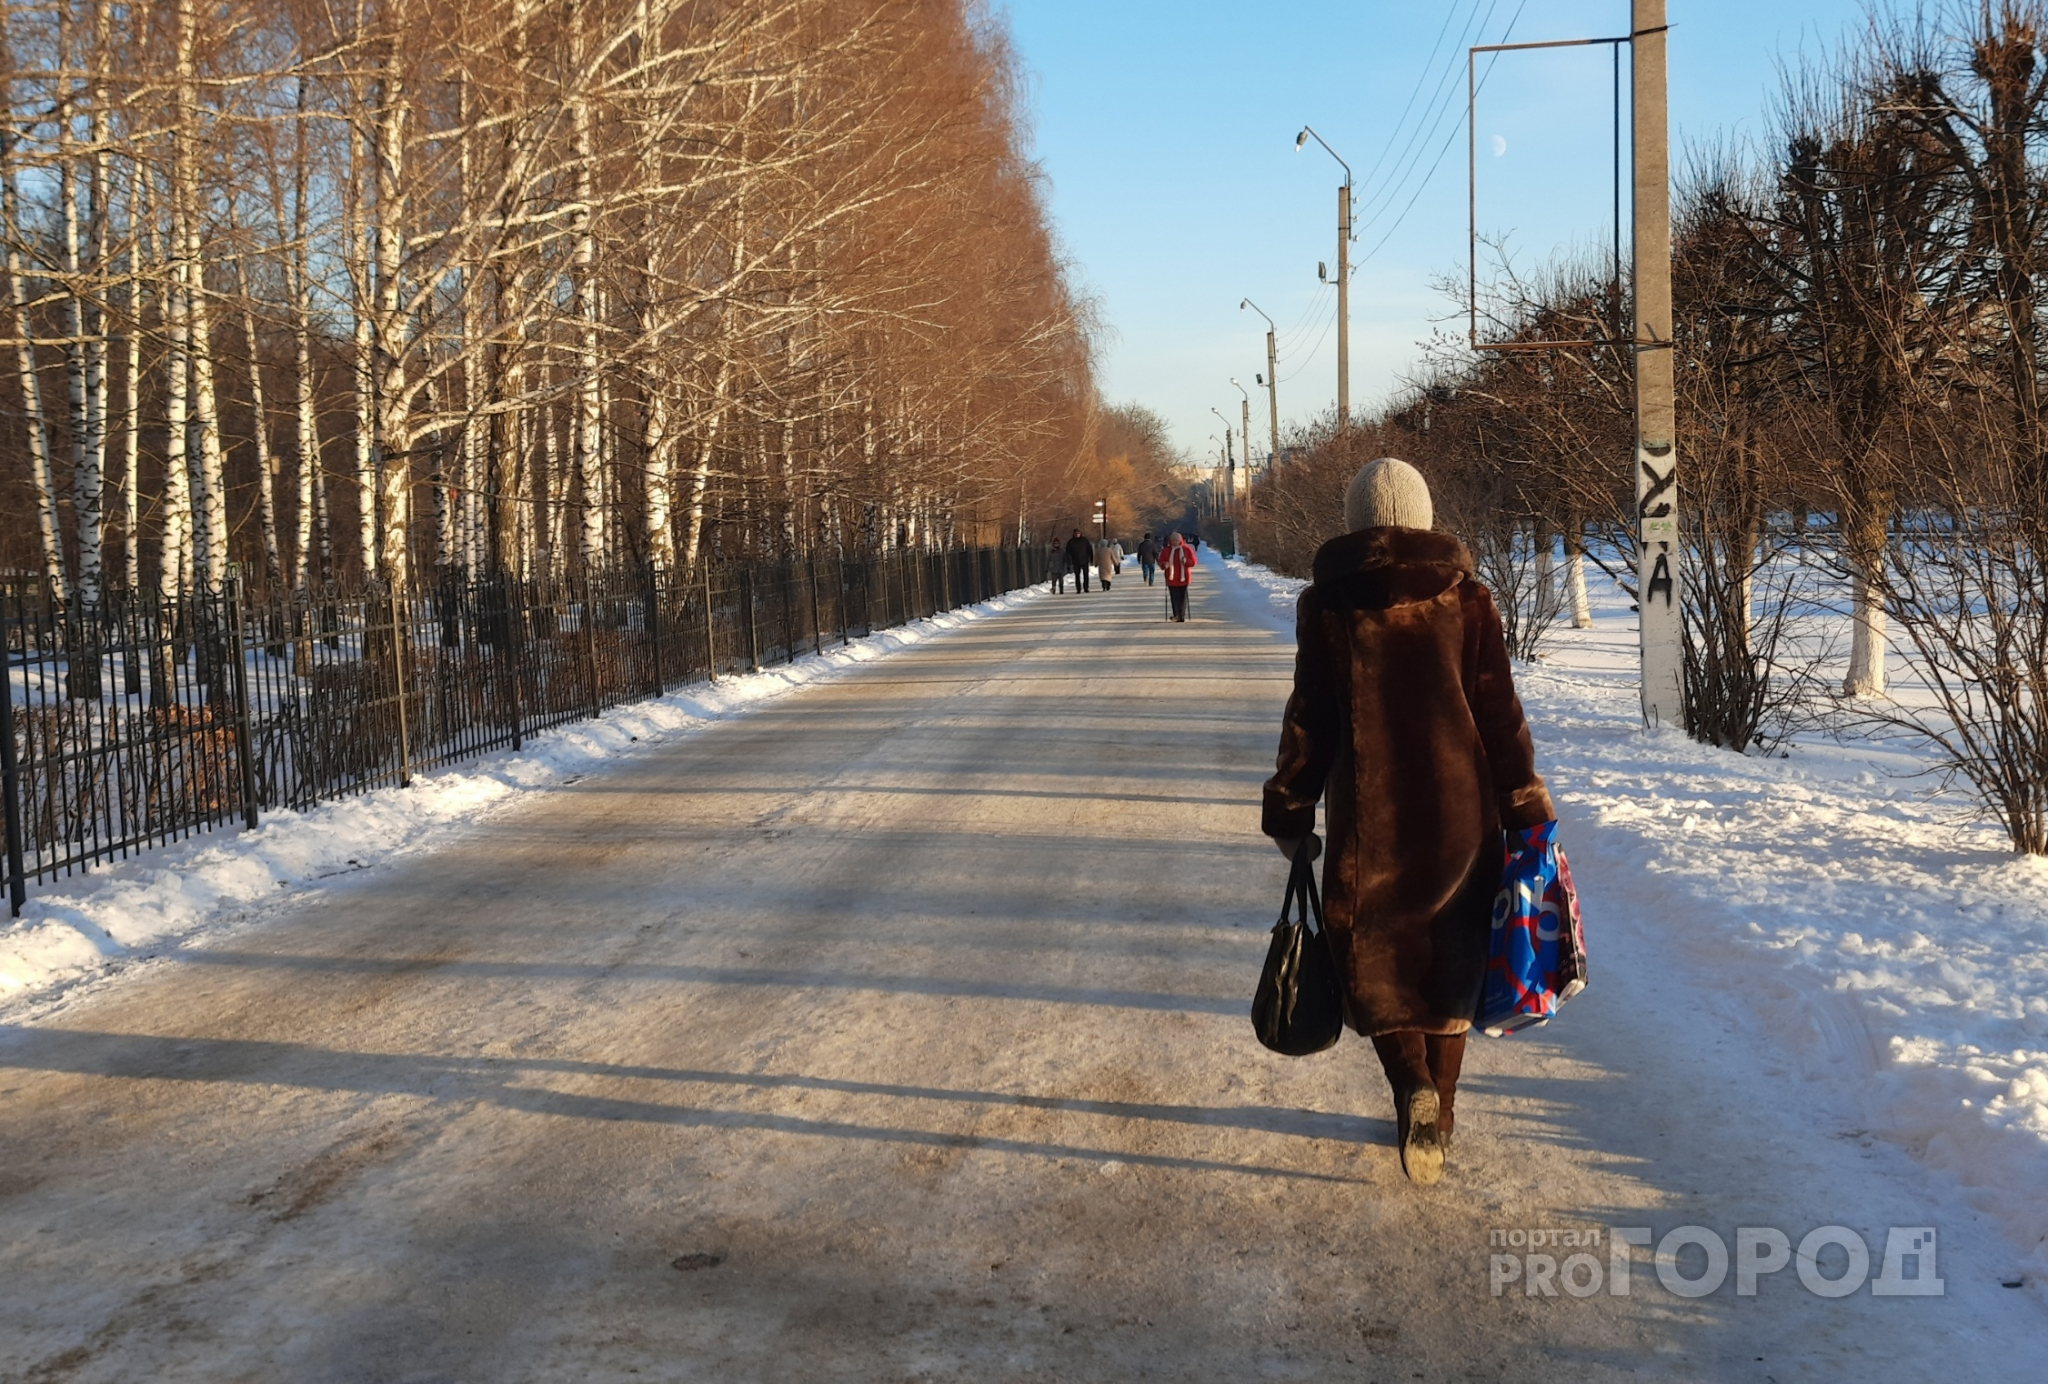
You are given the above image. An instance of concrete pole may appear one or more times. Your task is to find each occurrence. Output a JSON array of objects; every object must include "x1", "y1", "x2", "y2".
[
  {"x1": 1242, "y1": 395, "x2": 1252, "y2": 489},
  {"x1": 1266, "y1": 330, "x2": 1280, "y2": 468},
  {"x1": 1336, "y1": 185, "x2": 1351, "y2": 428},
  {"x1": 1633, "y1": 0, "x2": 1683, "y2": 729}
]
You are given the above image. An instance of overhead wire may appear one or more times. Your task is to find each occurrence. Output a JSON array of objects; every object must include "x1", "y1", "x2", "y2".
[
  {"x1": 1354, "y1": 0, "x2": 1530, "y2": 268},
  {"x1": 1273, "y1": 1, "x2": 1527, "y2": 398},
  {"x1": 1345, "y1": 1, "x2": 1469, "y2": 209},
  {"x1": 1265, "y1": 3, "x2": 1478, "y2": 374},
  {"x1": 1349, "y1": 0, "x2": 1503, "y2": 237}
]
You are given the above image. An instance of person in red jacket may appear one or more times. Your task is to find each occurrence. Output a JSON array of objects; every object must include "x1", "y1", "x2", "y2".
[{"x1": 1160, "y1": 532, "x2": 1197, "y2": 621}]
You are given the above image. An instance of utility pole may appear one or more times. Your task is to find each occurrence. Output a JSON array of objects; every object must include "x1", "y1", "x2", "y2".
[
  {"x1": 1230, "y1": 378, "x2": 1252, "y2": 495},
  {"x1": 1241, "y1": 298, "x2": 1281, "y2": 473},
  {"x1": 1336, "y1": 184, "x2": 1350, "y2": 428},
  {"x1": 1632, "y1": 0, "x2": 1681, "y2": 729},
  {"x1": 1296, "y1": 128, "x2": 1352, "y2": 429},
  {"x1": 1210, "y1": 408, "x2": 1235, "y2": 507}
]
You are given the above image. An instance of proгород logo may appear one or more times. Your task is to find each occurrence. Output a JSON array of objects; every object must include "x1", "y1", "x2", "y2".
[{"x1": 1487, "y1": 1225, "x2": 1944, "y2": 1299}]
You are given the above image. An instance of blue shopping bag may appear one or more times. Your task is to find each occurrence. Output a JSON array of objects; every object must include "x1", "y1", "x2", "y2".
[{"x1": 1476, "y1": 821, "x2": 1588, "y2": 1036}]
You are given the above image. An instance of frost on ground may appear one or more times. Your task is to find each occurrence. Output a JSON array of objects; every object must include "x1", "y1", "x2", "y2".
[
  {"x1": 0, "y1": 585, "x2": 1049, "y2": 1017},
  {"x1": 1214, "y1": 546, "x2": 2048, "y2": 1273}
]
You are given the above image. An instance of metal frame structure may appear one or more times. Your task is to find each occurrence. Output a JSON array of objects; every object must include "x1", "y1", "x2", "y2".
[{"x1": 1466, "y1": 33, "x2": 1647, "y2": 354}]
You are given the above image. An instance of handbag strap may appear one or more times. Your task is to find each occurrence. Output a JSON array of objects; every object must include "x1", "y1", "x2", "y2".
[{"x1": 1283, "y1": 849, "x2": 1327, "y2": 936}]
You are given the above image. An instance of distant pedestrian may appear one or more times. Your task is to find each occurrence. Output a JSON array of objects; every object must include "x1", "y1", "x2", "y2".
[
  {"x1": 1095, "y1": 538, "x2": 1118, "y2": 591},
  {"x1": 1262, "y1": 457, "x2": 1554, "y2": 1187},
  {"x1": 1045, "y1": 541, "x2": 1069, "y2": 594},
  {"x1": 1160, "y1": 531, "x2": 1197, "y2": 621},
  {"x1": 1064, "y1": 530, "x2": 1095, "y2": 594},
  {"x1": 1136, "y1": 532, "x2": 1160, "y2": 585}
]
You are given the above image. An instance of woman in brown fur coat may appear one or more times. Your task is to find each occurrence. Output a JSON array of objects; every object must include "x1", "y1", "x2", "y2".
[{"x1": 1262, "y1": 458, "x2": 1555, "y2": 1185}]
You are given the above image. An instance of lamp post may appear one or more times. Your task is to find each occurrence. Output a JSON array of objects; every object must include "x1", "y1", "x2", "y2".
[
  {"x1": 1296, "y1": 125, "x2": 1351, "y2": 428},
  {"x1": 1093, "y1": 495, "x2": 1107, "y2": 546},
  {"x1": 1229, "y1": 379, "x2": 1252, "y2": 491},
  {"x1": 1208, "y1": 407, "x2": 1235, "y2": 508},
  {"x1": 1240, "y1": 297, "x2": 1280, "y2": 471}
]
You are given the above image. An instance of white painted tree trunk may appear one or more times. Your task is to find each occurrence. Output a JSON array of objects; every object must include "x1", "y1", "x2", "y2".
[
  {"x1": 1844, "y1": 502, "x2": 1888, "y2": 698},
  {"x1": 1568, "y1": 545, "x2": 1592, "y2": 628},
  {"x1": 1846, "y1": 571, "x2": 1887, "y2": 697}
]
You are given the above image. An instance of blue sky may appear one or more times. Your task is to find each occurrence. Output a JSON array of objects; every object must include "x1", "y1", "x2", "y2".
[{"x1": 997, "y1": 0, "x2": 1875, "y2": 460}]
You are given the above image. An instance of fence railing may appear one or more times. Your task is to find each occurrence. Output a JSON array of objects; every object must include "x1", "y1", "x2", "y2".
[{"x1": 1, "y1": 545, "x2": 1036, "y2": 914}]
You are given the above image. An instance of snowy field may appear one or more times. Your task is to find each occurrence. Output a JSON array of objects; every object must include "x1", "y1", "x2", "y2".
[
  {"x1": 1219, "y1": 549, "x2": 2048, "y2": 1278},
  {"x1": 0, "y1": 584, "x2": 1049, "y2": 1017}
]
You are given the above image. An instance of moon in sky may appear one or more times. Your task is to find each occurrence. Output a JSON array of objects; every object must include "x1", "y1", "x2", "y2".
[{"x1": 1491, "y1": 134, "x2": 1508, "y2": 158}]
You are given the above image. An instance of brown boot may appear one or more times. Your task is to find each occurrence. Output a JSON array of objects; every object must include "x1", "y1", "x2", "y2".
[
  {"x1": 1426, "y1": 1032, "x2": 1467, "y2": 1154},
  {"x1": 1372, "y1": 1032, "x2": 1444, "y2": 1185}
]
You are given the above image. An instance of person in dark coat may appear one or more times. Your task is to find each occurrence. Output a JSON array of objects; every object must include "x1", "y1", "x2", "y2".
[
  {"x1": 1261, "y1": 458, "x2": 1554, "y2": 1186},
  {"x1": 1064, "y1": 530, "x2": 1095, "y2": 593},
  {"x1": 1045, "y1": 541, "x2": 1069, "y2": 593},
  {"x1": 1136, "y1": 532, "x2": 1160, "y2": 585}
]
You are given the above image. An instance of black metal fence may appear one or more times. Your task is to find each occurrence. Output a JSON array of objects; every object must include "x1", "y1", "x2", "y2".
[{"x1": 1, "y1": 545, "x2": 1036, "y2": 913}]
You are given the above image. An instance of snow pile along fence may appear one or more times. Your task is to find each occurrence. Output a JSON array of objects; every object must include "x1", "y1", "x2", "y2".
[{"x1": 0, "y1": 545, "x2": 1037, "y2": 914}]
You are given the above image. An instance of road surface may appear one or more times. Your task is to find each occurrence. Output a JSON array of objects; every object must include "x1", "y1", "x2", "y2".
[{"x1": 0, "y1": 563, "x2": 2031, "y2": 1380}]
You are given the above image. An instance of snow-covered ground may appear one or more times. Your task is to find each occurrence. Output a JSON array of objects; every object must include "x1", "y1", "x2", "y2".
[
  {"x1": 1216, "y1": 546, "x2": 2048, "y2": 1277},
  {"x1": 0, "y1": 584, "x2": 1049, "y2": 1018}
]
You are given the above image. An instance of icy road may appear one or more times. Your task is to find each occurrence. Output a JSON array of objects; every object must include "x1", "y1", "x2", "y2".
[{"x1": 0, "y1": 564, "x2": 2038, "y2": 1380}]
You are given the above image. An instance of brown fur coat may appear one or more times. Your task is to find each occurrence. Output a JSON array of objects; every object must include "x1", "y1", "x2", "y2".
[{"x1": 1262, "y1": 528, "x2": 1554, "y2": 1036}]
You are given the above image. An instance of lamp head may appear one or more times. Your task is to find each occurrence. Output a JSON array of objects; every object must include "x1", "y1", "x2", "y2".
[
  {"x1": 1295, "y1": 128, "x2": 1309, "y2": 150},
  {"x1": 1318, "y1": 261, "x2": 1327, "y2": 282},
  {"x1": 1256, "y1": 373, "x2": 1266, "y2": 386},
  {"x1": 1239, "y1": 298, "x2": 1249, "y2": 311}
]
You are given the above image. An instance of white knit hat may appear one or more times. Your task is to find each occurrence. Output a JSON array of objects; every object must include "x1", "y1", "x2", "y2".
[{"x1": 1344, "y1": 457, "x2": 1433, "y2": 532}]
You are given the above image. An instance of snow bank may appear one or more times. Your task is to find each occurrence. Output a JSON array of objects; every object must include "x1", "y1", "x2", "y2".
[
  {"x1": 1210, "y1": 548, "x2": 2048, "y2": 1271},
  {"x1": 0, "y1": 584, "x2": 1049, "y2": 1016}
]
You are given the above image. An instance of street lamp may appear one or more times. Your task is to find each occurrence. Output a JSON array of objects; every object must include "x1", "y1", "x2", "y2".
[
  {"x1": 1207, "y1": 406, "x2": 1234, "y2": 498},
  {"x1": 1229, "y1": 378, "x2": 1252, "y2": 492},
  {"x1": 1240, "y1": 298, "x2": 1280, "y2": 472},
  {"x1": 1296, "y1": 124, "x2": 1352, "y2": 428},
  {"x1": 1092, "y1": 495, "x2": 1107, "y2": 544}
]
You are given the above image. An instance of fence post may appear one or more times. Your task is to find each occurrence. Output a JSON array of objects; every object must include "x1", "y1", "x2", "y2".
[
  {"x1": 807, "y1": 556, "x2": 823, "y2": 656},
  {"x1": 1, "y1": 597, "x2": 26, "y2": 917},
  {"x1": 506, "y1": 576, "x2": 525, "y2": 751},
  {"x1": 702, "y1": 559, "x2": 718, "y2": 681},
  {"x1": 225, "y1": 577, "x2": 262, "y2": 830},
  {"x1": 389, "y1": 582, "x2": 413, "y2": 788},
  {"x1": 645, "y1": 563, "x2": 664, "y2": 696},
  {"x1": 583, "y1": 578, "x2": 603, "y2": 719},
  {"x1": 780, "y1": 560, "x2": 796, "y2": 664},
  {"x1": 741, "y1": 565, "x2": 761, "y2": 672}
]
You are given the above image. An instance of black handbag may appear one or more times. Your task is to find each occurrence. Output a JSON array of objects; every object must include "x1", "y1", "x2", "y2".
[{"x1": 1251, "y1": 850, "x2": 1346, "y2": 1055}]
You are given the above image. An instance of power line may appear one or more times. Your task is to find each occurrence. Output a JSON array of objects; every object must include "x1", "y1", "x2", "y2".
[
  {"x1": 1346, "y1": 1, "x2": 1468, "y2": 204},
  {"x1": 1355, "y1": 0, "x2": 1530, "y2": 267},
  {"x1": 1350, "y1": 0, "x2": 1503, "y2": 237}
]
